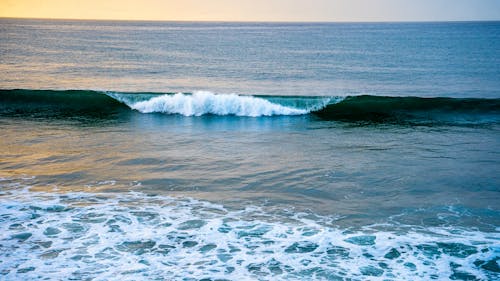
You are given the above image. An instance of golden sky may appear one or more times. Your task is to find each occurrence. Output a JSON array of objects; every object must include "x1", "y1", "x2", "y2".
[{"x1": 0, "y1": 0, "x2": 499, "y2": 22}]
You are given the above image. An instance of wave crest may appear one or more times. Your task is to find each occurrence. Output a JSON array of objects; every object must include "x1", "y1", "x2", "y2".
[
  {"x1": 2, "y1": 89, "x2": 499, "y2": 124},
  {"x1": 127, "y1": 91, "x2": 309, "y2": 117}
]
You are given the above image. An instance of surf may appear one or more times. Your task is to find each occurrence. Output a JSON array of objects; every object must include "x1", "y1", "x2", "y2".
[
  {"x1": 1, "y1": 186, "x2": 499, "y2": 280},
  {"x1": 111, "y1": 91, "x2": 314, "y2": 117},
  {"x1": 1, "y1": 89, "x2": 499, "y2": 124}
]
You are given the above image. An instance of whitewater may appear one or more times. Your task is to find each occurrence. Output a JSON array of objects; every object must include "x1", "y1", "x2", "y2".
[
  {"x1": 110, "y1": 91, "x2": 321, "y2": 117},
  {"x1": 2, "y1": 183, "x2": 499, "y2": 280}
]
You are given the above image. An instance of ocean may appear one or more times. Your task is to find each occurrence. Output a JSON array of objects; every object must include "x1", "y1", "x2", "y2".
[{"x1": 0, "y1": 19, "x2": 499, "y2": 280}]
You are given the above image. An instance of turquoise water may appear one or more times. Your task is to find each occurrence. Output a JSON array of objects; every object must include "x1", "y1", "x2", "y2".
[{"x1": 1, "y1": 19, "x2": 499, "y2": 280}]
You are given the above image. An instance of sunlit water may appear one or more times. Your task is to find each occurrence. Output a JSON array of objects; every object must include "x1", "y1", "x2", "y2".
[{"x1": 1, "y1": 19, "x2": 499, "y2": 280}]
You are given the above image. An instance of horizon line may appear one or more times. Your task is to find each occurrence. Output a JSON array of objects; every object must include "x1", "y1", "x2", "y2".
[{"x1": 1, "y1": 16, "x2": 499, "y2": 24}]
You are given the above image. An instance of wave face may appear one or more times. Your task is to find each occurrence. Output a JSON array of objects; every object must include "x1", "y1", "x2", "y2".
[
  {"x1": 0, "y1": 89, "x2": 128, "y2": 119},
  {"x1": 1, "y1": 89, "x2": 499, "y2": 124},
  {"x1": 315, "y1": 95, "x2": 500, "y2": 124}
]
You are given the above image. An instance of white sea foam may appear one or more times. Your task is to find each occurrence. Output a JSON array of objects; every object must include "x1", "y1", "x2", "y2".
[
  {"x1": 120, "y1": 91, "x2": 312, "y2": 117},
  {"x1": 0, "y1": 187, "x2": 499, "y2": 281}
]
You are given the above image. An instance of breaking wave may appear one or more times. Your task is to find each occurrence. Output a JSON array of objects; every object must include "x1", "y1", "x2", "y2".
[
  {"x1": 1, "y1": 89, "x2": 499, "y2": 124},
  {"x1": 114, "y1": 91, "x2": 317, "y2": 117}
]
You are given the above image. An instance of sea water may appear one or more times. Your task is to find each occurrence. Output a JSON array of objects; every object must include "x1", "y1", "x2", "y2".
[{"x1": 0, "y1": 19, "x2": 499, "y2": 280}]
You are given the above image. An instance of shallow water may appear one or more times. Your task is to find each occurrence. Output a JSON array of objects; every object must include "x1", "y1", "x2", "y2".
[{"x1": 1, "y1": 187, "x2": 499, "y2": 280}]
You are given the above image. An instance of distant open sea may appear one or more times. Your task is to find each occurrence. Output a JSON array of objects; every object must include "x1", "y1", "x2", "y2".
[{"x1": 1, "y1": 19, "x2": 499, "y2": 280}]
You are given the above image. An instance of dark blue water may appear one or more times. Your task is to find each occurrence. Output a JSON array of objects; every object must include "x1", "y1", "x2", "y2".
[{"x1": 0, "y1": 19, "x2": 499, "y2": 280}]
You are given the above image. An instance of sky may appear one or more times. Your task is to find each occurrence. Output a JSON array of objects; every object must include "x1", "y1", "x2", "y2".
[{"x1": 0, "y1": 0, "x2": 499, "y2": 22}]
